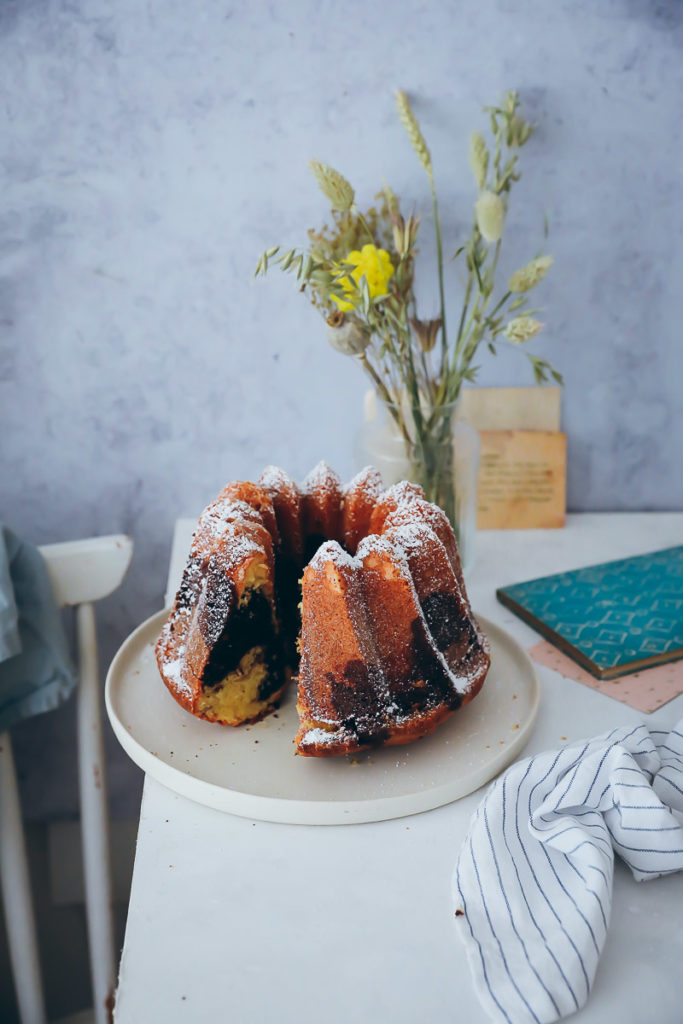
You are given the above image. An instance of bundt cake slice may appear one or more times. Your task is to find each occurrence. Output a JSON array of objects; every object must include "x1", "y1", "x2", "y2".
[
  {"x1": 296, "y1": 543, "x2": 387, "y2": 756},
  {"x1": 385, "y1": 520, "x2": 489, "y2": 698},
  {"x1": 359, "y1": 531, "x2": 472, "y2": 743},
  {"x1": 156, "y1": 493, "x2": 287, "y2": 725}
]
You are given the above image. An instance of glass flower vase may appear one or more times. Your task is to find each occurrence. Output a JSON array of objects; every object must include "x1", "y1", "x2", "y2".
[{"x1": 354, "y1": 398, "x2": 480, "y2": 571}]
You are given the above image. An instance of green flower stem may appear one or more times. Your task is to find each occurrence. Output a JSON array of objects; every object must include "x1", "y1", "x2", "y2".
[
  {"x1": 419, "y1": 347, "x2": 436, "y2": 404},
  {"x1": 355, "y1": 208, "x2": 377, "y2": 246},
  {"x1": 496, "y1": 162, "x2": 517, "y2": 194},
  {"x1": 452, "y1": 298, "x2": 479, "y2": 375},
  {"x1": 400, "y1": 329, "x2": 428, "y2": 446},
  {"x1": 484, "y1": 240, "x2": 503, "y2": 312},
  {"x1": 455, "y1": 269, "x2": 475, "y2": 347},
  {"x1": 485, "y1": 288, "x2": 511, "y2": 324},
  {"x1": 429, "y1": 172, "x2": 448, "y2": 379},
  {"x1": 493, "y1": 127, "x2": 503, "y2": 182},
  {"x1": 406, "y1": 402, "x2": 459, "y2": 535},
  {"x1": 451, "y1": 237, "x2": 503, "y2": 378},
  {"x1": 433, "y1": 262, "x2": 474, "y2": 410}
]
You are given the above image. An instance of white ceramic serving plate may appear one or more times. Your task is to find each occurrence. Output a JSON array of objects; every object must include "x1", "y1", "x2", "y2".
[{"x1": 106, "y1": 611, "x2": 539, "y2": 825}]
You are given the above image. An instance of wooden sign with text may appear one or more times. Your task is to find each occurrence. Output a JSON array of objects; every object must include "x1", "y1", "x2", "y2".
[{"x1": 477, "y1": 430, "x2": 567, "y2": 529}]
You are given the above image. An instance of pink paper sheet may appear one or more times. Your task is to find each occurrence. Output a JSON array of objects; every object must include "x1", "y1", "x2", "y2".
[{"x1": 528, "y1": 641, "x2": 683, "y2": 713}]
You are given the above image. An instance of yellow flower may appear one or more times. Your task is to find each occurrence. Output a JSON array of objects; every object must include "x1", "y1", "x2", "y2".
[{"x1": 332, "y1": 244, "x2": 395, "y2": 311}]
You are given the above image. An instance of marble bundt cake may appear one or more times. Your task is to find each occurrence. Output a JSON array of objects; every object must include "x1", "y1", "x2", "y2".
[{"x1": 155, "y1": 463, "x2": 490, "y2": 756}]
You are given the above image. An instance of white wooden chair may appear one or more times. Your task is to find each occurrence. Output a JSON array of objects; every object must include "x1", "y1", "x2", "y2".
[{"x1": 0, "y1": 535, "x2": 133, "y2": 1024}]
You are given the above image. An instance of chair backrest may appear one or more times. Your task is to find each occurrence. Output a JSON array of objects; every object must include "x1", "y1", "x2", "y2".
[
  {"x1": 41, "y1": 536, "x2": 133, "y2": 608},
  {"x1": 0, "y1": 535, "x2": 133, "y2": 1024}
]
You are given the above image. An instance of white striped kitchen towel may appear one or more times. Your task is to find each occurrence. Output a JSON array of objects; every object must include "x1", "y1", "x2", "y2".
[{"x1": 453, "y1": 719, "x2": 683, "y2": 1024}]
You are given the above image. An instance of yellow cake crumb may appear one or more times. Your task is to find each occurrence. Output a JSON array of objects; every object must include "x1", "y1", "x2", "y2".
[{"x1": 198, "y1": 647, "x2": 275, "y2": 724}]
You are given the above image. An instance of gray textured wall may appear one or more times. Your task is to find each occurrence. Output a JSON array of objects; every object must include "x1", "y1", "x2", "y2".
[{"x1": 2, "y1": 0, "x2": 682, "y2": 818}]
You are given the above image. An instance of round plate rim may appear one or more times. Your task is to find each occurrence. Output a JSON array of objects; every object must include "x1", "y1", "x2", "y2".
[{"x1": 105, "y1": 609, "x2": 540, "y2": 825}]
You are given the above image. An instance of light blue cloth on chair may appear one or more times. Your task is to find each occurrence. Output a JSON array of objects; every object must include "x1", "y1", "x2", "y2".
[{"x1": 0, "y1": 525, "x2": 77, "y2": 733}]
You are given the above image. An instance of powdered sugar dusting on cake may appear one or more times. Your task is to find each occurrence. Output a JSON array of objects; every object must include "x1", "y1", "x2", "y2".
[
  {"x1": 307, "y1": 539, "x2": 356, "y2": 571},
  {"x1": 174, "y1": 557, "x2": 203, "y2": 612},
  {"x1": 388, "y1": 496, "x2": 453, "y2": 541},
  {"x1": 259, "y1": 465, "x2": 292, "y2": 491},
  {"x1": 300, "y1": 726, "x2": 345, "y2": 747},
  {"x1": 381, "y1": 480, "x2": 425, "y2": 506},
  {"x1": 212, "y1": 525, "x2": 262, "y2": 573},
  {"x1": 220, "y1": 499, "x2": 259, "y2": 520},
  {"x1": 160, "y1": 638, "x2": 191, "y2": 696},
  {"x1": 302, "y1": 460, "x2": 341, "y2": 496},
  {"x1": 201, "y1": 507, "x2": 245, "y2": 540},
  {"x1": 344, "y1": 465, "x2": 383, "y2": 495},
  {"x1": 194, "y1": 498, "x2": 264, "y2": 549},
  {"x1": 438, "y1": 635, "x2": 478, "y2": 693},
  {"x1": 356, "y1": 531, "x2": 410, "y2": 574},
  {"x1": 385, "y1": 520, "x2": 436, "y2": 556}
]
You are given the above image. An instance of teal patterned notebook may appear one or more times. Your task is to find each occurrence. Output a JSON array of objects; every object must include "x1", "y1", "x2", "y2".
[{"x1": 497, "y1": 546, "x2": 683, "y2": 680}]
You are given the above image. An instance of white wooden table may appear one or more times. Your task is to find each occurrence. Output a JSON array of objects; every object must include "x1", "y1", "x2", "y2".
[{"x1": 114, "y1": 514, "x2": 683, "y2": 1024}]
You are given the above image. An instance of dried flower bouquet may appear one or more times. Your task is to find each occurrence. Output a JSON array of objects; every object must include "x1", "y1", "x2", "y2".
[{"x1": 256, "y1": 90, "x2": 559, "y2": 535}]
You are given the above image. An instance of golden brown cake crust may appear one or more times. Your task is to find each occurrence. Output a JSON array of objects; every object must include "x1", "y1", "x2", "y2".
[
  {"x1": 215, "y1": 482, "x2": 280, "y2": 546},
  {"x1": 258, "y1": 466, "x2": 304, "y2": 560},
  {"x1": 366, "y1": 480, "x2": 426, "y2": 535},
  {"x1": 342, "y1": 465, "x2": 383, "y2": 554},
  {"x1": 301, "y1": 461, "x2": 343, "y2": 547}
]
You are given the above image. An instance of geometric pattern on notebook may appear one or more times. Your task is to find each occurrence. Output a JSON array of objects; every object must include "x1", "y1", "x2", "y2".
[{"x1": 498, "y1": 546, "x2": 683, "y2": 677}]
